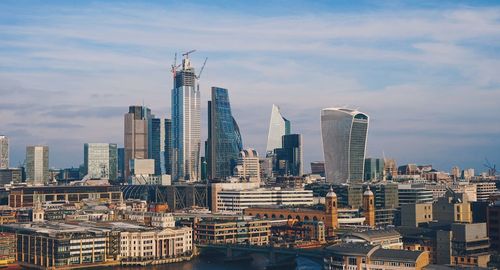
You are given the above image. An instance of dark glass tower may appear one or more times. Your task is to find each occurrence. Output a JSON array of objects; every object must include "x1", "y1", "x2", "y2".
[
  {"x1": 274, "y1": 134, "x2": 303, "y2": 176},
  {"x1": 151, "y1": 118, "x2": 162, "y2": 176},
  {"x1": 164, "y1": 119, "x2": 172, "y2": 175},
  {"x1": 207, "y1": 87, "x2": 243, "y2": 180}
]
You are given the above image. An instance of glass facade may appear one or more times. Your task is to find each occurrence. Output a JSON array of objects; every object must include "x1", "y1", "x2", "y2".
[
  {"x1": 83, "y1": 143, "x2": 117, "y2": 181},
  {"x1": 364, "y1": 158, "x2": 385, "y2": 181},
  {"x1": 207, "y1": 87, "x2": 243, "y2": 180},
  {"x1": 164, "y1": 118, "x2": 172, "y2": 175},
  {"x1": 25, "y1": 145, "x2": 49, "y2": 185},
  {"x1": 321, "y1": 108, "x2": 369, "y2": 184},
  {"x1": 124, "y1": 106, "x2": 151, "y2": 182},
  {"x1": 0, "y1": 135, "x2": 8, "y2": 169},
  {"x1": 151, "y1": 118, "x2": 162, "y2": 176},
  {"x1": 274, "y1": 134, "x2": 303, "y2": 176},
  {"x1": 171, "y1": 57, "x2": 201, "y2": 182},
  {"x1": 266, "y1": 104, "x2": 291, "y2": 155}
]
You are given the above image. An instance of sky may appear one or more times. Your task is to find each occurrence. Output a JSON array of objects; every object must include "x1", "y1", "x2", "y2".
[{"x1": 1, "y1": 0, "x2": 499, "y2": 173}]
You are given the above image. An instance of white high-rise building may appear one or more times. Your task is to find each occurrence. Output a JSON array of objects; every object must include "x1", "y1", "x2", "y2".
[
  {"x1": 234, "y1": 148, "x2": 261, "y2": 183},
  {"x1": 0, "y1": 135, "x2": 8, "y2": 169},
  {"x1": 84, "y1": 143, "x2": 118, "y2": 181},
  {"x1": 266, "y1": 104, "x2": 290, "y2": 154},
  {"x1": 321, "y1": 108, "x2": 369, "y2": 184},
  {"x1": 171, "y1": 52, "x2": 201, "y2": 182},
  {"x1": 26, "y1": 145, "x2": 49, "y2": 185}
]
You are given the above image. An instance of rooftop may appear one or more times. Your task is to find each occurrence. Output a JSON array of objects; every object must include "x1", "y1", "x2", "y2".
[{"x1": 372, "y1": 249, "x2": 424, "y2": 263}]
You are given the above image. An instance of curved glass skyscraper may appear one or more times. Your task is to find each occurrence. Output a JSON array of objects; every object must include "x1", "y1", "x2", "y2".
[
  {"x1": 207, "y1": 87, "x2": 243, "y2": 180},
  {"x1": 266, "y1": 104, "x2": 291, "y2": 155},
  {"x1": 321, "y1": 108, "x2": 369, "y2": 184},
  {"x1": 172, "y1": 55, "x2": 201, "y2": 182}
]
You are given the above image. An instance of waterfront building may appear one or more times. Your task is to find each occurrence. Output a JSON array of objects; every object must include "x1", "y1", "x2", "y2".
[
  {"x1": 25, "y1": 145, "x2": 49, "y2": 185},
  {"x1": 364, "y1": 158, "x2": 384, "y2": 181},
  {"x1": 398, "y1": 183, "x2": 433, "y2": 205},
  {"x1": 124, "y1": 106, "x2": 151, "y2": 182},
  {"x1": 400, "y1": 203, "x2": 433, "y2": 227},
  {"x1": 266, "y1": 104, "x2": 291, "y2": 155},
  {"x1": 0, "y1": 136, "x2": 8, "y2": 169},
  {"x1": 207, "y1": 87, "x2": 243, "y2": 181},
  {"x1": 171, "y1": 53, "x2": 201, "y2": 182},
  {"x1": 84, "y1": 143, "x2": 118, "y2": 181},
  {"x1": 324, "y1": 243, "x2": 429, "y2": 270},
  {"x1": 274, "y1": 134, "x2": 303, "y2": 176},
  {"x1": 311, "y1": 161, "x2": 325, "y2": 176},
  {"x1": 321, "y1": 108, "x2": 369, "y2": 184},
  {"x1": 195, "y1": 218, "x2": 270, "y2": 245},
  {"x1": 342, "y1": 229, "x2": 403, "y2": 249},
  {"x1": 215, "y1": 188, "x2": 313, "y2": 213},
  {"x1": 233, "y1": 148, "x2": 261, "y2": 182},
  {"x1": 8, "y1": 185, "x2": 123, "y2": 208}
]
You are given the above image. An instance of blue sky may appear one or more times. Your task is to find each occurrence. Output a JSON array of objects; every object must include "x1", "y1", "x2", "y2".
[{"x1": 1, "y1": 0, "x2": 499, "y2": 173}]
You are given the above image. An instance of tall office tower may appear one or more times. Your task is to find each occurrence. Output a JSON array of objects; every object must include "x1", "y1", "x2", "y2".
[
  {"x1": 171, "y1": 53, "x2": 201, "y2": 182},
  {"x1": 311, "y1": 161, "x2": 325, "y2": 176},
  {"x1": 164, "y1": 119, "x2": 172, "y2": 175},
  {"x1": 83, "y1": 143, "x2": 118, "y2": 181},
  {"x1": 266, "y1": 104, "x2": 291, "y2": 155},
  {"x1": 207, "y1": 87, "x2": 243, "y2": 180},
  {"x1": 274, "y1": 134, "x2": 303, "y2": 176},
  {"x1": 321, "y1": 108, "x2": 369, "y2": 184},
  {"x1": 117, "y1": 148, "x2": 124, "y2": 181},
  {"x1": 0, "y1": 135, "x2": 8, "y2": 169},
  {"x1": 151, "y1": 118, "x2": 165, "y2": 176},
  {"x1": 124, "y1": 106, "x2": 151, "y2": 182},
  {"x1": 364, "y1": 158, "x2": 384, "y2": 181},
  {"x1": 25, "y1": 145, "x2": 49, "y2": 185}
]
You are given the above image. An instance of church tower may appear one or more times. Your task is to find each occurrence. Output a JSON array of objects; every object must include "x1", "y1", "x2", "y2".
[
  {"x1": 32, "y1": 196, "x2": 44, "y2": 223},
  {"x1": 325, "y1": 186, "x2": 338, "y2": 236},
  {"x1": 363, "y1": 186, "x2": 375, "y2": 228}
]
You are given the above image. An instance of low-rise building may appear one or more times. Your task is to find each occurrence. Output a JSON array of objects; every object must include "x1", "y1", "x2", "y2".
[
  {"x1": 450, "y1": 223, "x2": 490, "y2": 267},
  {"x1": 400, "y1": 203, "x2": 433, "y2": 227},
  {"x1": 324, "y1": 243, "x2": 429, "y2": 270},
  {"x1": 433, "y1": 190, "x2": 472, "y2": 225},
  {"x1": 342, "y1": 229, "x2": 403, "y2": 249},
  {"x1": 195, "y1": 218, "x2": 270, "y2": 245}
]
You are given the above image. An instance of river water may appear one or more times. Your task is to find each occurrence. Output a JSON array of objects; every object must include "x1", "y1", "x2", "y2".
[{"x1": 95, "y1": 255, "x2": 322, "y2": 270}]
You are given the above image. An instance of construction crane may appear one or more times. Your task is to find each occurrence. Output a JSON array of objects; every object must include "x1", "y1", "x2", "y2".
[
  {"x1": 196, "y1": 57, "x2": 208, "y2": 79},
  {"x1": 170, "y1": 52, "x2": 181, "y2": 77},
  {"x1": 182, "y1": 49, "x2": 196, "y2": 58},
  {"x1": 484, "y1": 158, "x2": 497, "y2": 176}
]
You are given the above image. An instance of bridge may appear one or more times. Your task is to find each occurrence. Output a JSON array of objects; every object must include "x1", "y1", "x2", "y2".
[{"x1": 196, "y1": 243, "x2": 325, "y2": 268}]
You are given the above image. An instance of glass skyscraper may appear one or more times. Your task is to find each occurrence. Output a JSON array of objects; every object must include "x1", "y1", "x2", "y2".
[
  {"x1": 266, "y1": 104, "x2": 291, "y2": 155},
  {"x1": 164, "y1": 118, "x2": 172, "y2": 175},
  {"x1": 321, "y1": 108, "x2": 369, "y2": 184},
  {"x1": 171, "y1": 55, "x2": 201, "y2": 182},
  {"x1": 25, "y1": 145, "x2": 49, "y2": 185},
  {"x1": 207, "y1": 87, "x2": 243, "y2": 180},
  {"x1": 274, "y1": 134, "x2": 303, "y2": 176},
  {"x1": 84, "y1": 143, "x2": 118, "y2": 181}
]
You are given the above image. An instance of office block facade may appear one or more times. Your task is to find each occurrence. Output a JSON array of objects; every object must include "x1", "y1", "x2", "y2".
[
  {"x1": 266, "y1": 104, "x2": 290, "y2": 155},
  {"x1": 274, "y1": 134, "x2": 303, "y2": 176},
  {"x1": 124, "y1": 106, "x2": 151, "y2": 182},
  {"x1": 25, "y1": 145, "x2": 49, "y2": 185},
  {"x1": 0, "y1": 135, "x2": 8, "y2": 169},
  {"x1": 83, "y1": 143, "x2": 117, "y2": 181}
]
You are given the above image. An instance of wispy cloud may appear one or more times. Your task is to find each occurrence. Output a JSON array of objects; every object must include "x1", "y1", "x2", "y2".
[{"x1": 0, "y1": 1, "x2": 499, "y2": 171}]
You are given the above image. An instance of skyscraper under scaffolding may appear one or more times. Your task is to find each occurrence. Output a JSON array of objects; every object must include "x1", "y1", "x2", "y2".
[{"x1": 171, "y1": 51, "x2": 202, "y2": 182}]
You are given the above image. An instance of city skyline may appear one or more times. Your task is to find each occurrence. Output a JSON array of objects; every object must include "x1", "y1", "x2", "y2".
[{"x1": 1, "y1": 1, "x2": 500, "y2": 172}]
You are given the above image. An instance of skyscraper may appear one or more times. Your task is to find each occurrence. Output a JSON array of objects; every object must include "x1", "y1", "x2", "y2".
[
  {"x1": 266, "y1": 104, "x2": 291, "y2": 155},
  {"x1": 0, "y1": 135, "x2": 8, "y2": 169},
  {"x1": 117, "y1": 147, "x2": 125, "y2": 181},
  {"x1": 207, "y1": 87, "x2": 243, "y2": 180},
  {"x1": 164, "y1": 119, "x2": 172, "y2": 175},
  {"x1": 364, "y1": 158, "x2": 384, "y2": 181},
  {"x1": 124, "y1": 106, "x2": 151, "y2": 182},
  {"x1": 171, "y1": 53, "x2": 201, "y2": 182},
  {"x1": 321, "y1": 108, "x2": 369, "y2": 184},
  {"x1": 25, "y1": 145, "x2": 49, "y2": 185},
  {"x1": 83, "y1": 143, "x2": 118, "y2": 181},
  {"x1": 151, "y1": 118, "x2": 163, "y2": 176},
  {"x1": 274, "y1": 134, "x2": 303, "y2": 176}
]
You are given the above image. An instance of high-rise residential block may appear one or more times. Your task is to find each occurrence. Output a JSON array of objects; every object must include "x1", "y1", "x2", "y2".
[
  {"x1": 321, "y1": 108, "x2": 369, "y2": 184},
  {"x1": 124, "y1": 105, "x2": 151, "y2": 182},
  {"x1": 266, "y1": 104, "x2": 290, "y2": 155},
  {"x1": 25, "y1": 145, "x2": 49, "y2": 185},
  {"x1": 171, "y1": 54, "x2": 201, "y2": 182},
  {"x1": 83, "y1": 143, "x2": 118, "y2": 181},
  {"x1": 207, "y1": 87, "x2": 243, "y2": 181},
  {"x1": 0, "y1": 135, "x2": 8, "y2": 169}
]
